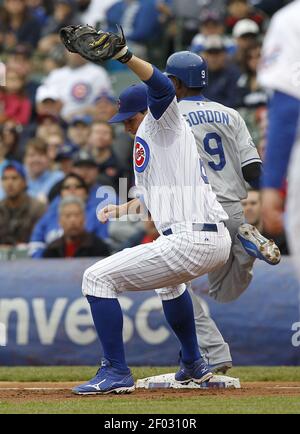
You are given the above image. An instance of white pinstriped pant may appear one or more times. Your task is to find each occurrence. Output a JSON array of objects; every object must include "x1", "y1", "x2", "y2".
[{"x1": 82, "y1": 223, "x2": 231, "y2": 300}]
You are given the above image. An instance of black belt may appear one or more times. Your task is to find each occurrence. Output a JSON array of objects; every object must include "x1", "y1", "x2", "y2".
[{"x1": 162, "y1": 223, "x2": 220, "y2": 236}]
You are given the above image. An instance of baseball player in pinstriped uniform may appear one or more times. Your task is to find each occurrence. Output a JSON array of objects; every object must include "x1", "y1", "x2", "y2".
[
  {"x1": 164, "y1": 51, "x2": 281, "y2": 373},
  {"x1": 61, "y1": 27, "x2": 232, "y2": 395}
]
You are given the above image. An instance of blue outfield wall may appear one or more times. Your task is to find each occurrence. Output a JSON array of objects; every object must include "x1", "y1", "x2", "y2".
[{"x1": 0, "y1": 258, "x2": 299, "y2": 366}]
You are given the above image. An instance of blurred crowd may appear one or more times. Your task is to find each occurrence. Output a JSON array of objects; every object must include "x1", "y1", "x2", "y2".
[{"x1": 0, "y1": 0, "x2": 291, "y2": 259}]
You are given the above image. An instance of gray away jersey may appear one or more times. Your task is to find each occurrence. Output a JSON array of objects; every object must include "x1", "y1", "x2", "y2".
[{"x1": 179, "y1": 98, "x2": 262, "y2": 202}]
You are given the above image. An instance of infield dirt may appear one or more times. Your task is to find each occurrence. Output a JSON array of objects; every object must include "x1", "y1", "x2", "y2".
[{"x1": 1, "y1": 381, "x2": 300, "y2": 402}]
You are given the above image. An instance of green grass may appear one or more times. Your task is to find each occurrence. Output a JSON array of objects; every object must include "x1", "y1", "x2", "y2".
[
  {"x1": 0, "y1": 366, "x2": 300, "y2": 383},
  {"x1": 0, "y1": 366, "x2": 300, "y2": 414},
  {"x1": 0, "y1": 396, "x2": 300, "y2": 414}
]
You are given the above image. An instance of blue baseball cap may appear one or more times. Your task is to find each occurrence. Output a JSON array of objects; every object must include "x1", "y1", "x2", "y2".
[
  {"x1": 2, "y1": 161, "x2": 26, "y2": 180},
  {"x1": 55, "y1": 142, "x2": 78, "y2": 161},
  {"x1": 109, "y1": 84, "x2": 148, "y2": 123}
]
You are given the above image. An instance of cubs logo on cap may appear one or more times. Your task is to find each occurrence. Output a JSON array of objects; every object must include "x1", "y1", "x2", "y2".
[{"x1": 134, "y1": 137, "x2": 150, "y2": 173}]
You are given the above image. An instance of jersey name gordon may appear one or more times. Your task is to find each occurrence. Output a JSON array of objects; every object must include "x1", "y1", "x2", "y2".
[
  {"x1": 183, "y1": 110, "x2": 230, "y2": 127},
  {"x1": 134, "y1": 137, "x2": 150, "y2": 173}
]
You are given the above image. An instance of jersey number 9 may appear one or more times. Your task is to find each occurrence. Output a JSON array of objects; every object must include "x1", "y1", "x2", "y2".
[{"x1": 204, "y1": 132, "x2": 226, "y2": 171}]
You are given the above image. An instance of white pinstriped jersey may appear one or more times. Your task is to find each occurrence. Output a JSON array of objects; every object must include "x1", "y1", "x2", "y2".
[
  {"x1": 178, "y1": 98, "x2": 261, "y2": 203},
  {"x1": 133, "y1": 97, "x2": 228, "y2": 232}
]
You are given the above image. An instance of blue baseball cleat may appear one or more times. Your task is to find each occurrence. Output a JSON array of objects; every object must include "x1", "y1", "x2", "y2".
[
  {"x1": 175, "y1": 358, "x2": 213, "y2": 384},
  {"x1": 237, "y1": 224, "x2": 281, "y2": 265},
  {"x1": 72, "y1": 359, "x2": 135, "y2": 395}
]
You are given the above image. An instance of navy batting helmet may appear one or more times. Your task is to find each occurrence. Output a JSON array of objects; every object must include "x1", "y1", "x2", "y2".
[{"x1": 165, "y1": 51, "x2": 208, "y2": 88}]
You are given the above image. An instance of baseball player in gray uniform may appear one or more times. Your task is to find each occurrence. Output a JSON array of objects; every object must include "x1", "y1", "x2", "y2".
[{"x1": 165, "y1": 51, "x2": 281, "y2": 373}]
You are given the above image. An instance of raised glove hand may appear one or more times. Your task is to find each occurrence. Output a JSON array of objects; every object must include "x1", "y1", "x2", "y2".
[{"x1": 59, "y1": 24, "x2": 133, "y2": 65}]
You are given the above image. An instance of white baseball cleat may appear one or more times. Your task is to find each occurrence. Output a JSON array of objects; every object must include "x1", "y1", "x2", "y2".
[{"x1": 237, "y1": 223, "x2": 281, "y2": 265}]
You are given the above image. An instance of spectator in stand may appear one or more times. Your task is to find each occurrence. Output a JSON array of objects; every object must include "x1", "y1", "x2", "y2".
[
  {"x1": 89, "y1": 93, "x2": 117, "y2": 123},
  {"x1": 72, "y1": 150, "x2": 116, "y2": 234},
  {"x1": 43, "y1": 51, "x2": 113, "y2": 121},
  {"x1": 46, "y1": 131, "x2": 66, "y2": 169},
  {"x1": 35, "y1": 85, "x2": 63, "y2": 124},
  {"x1": 0, "y1": 68, "x2": 32, "y2": 126},
  {"x1": 236, "y1": 41, "x2": 267, "y2": 109},
  {"x1": 190, "y1": 10, "x2": 236, "y2": 56},
  {"x1": 72, "y1": 151, "x2": 99, "y2": 192},
  {"x1": 67, "y1": 115, "x2": 91, "y2": 150},
  {"x1": 36, "y1": 121, "x2": 65, "y2": 147},
  {"x1": 0, "y1": 121, "x2": 23, "y2": 200},
  {"x1": 201, "y1": 35, "x2": 240, "y2": 107},
  {"x1": 225, "y1": 0, "x2": 268, "y2": 34},
  {"x1": 1, "y1": 121, "x2": 23, "y2": 162},
  {"x1": 232, "y1": 18, "x2": 261, "y2": 68},
  {"x1": 33, "y1": 86, "x2": 66, "y2": 152},
  {"x1": 43, "y1": 196, "x2": 110, "y2": 258},
  {"x1": 0, "y1": 161, "x2": 46, "y2": 246},
  {"x1": 46, "y1": 144, "x2": 76, "y2": 204},
  {"x1": 6, "y1": 44, "x2": 40, "y2": 116},
  {"x1": 241, "y1": 188, "x2": 289, "y2": 255},
  {"x1": 29, "y1": 173, "x2": 111, "y2": 257},
  {"x1": 26, "y1": 0, "x2": 49, "y2": 26},
  {"x1": 42, "y1": 0, "x2": 77, "y2": 37},
  {"x1": 235, "y1": 40, "x2": 267, "y2": 146},
  {"x1": 88, "y1": 121, "x2": 124, "y2": 192},
  {"x1": 85, "y1": 94, "x2": 132, "y2": 172},
  {"x1": 0, "y1": 0, "x2": 42, "y2": 50},
  {"x1": 106, "y1": 0, "x2": 162, "y2": 59},
  {"x1": 24, "y1": 138, "x2": 64, "y2": 203},
  {"x1": 53, "y1": 143, "x2": 77, "y2": 178},
  {"x1": 86, "y1": 94, "x2": 133, "y2": 173},
  {"x1": 47, "y1": 148, "x2": 97, "y2": 201},
  {"x1": 0, "y1": 125, "x2": 20, "y2": 199}
]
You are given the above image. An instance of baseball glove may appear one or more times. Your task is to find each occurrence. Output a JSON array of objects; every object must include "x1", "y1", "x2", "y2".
[{"x1": 59, "y1": 24, "x2": 133, "y2": 65}]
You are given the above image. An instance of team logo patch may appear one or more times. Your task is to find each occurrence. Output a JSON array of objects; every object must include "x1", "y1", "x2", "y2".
[
  {"x1": 71, "y1": 82, "x2": 92, "y2": 101},
  {"x1": 134, "y1": 137, "x2": 150, "y2": 173}
]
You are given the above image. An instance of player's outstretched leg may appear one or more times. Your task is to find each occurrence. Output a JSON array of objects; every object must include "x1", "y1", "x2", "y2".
[
  {"x1": 237, "y1": 223, "x2": 281, "y2": 265},
  {"x1": 162, "y1": 290, "x2": 213, "y2": 384},
  {"x1": 72, "y1": 296, "x2": 134, "y2": 395}
]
